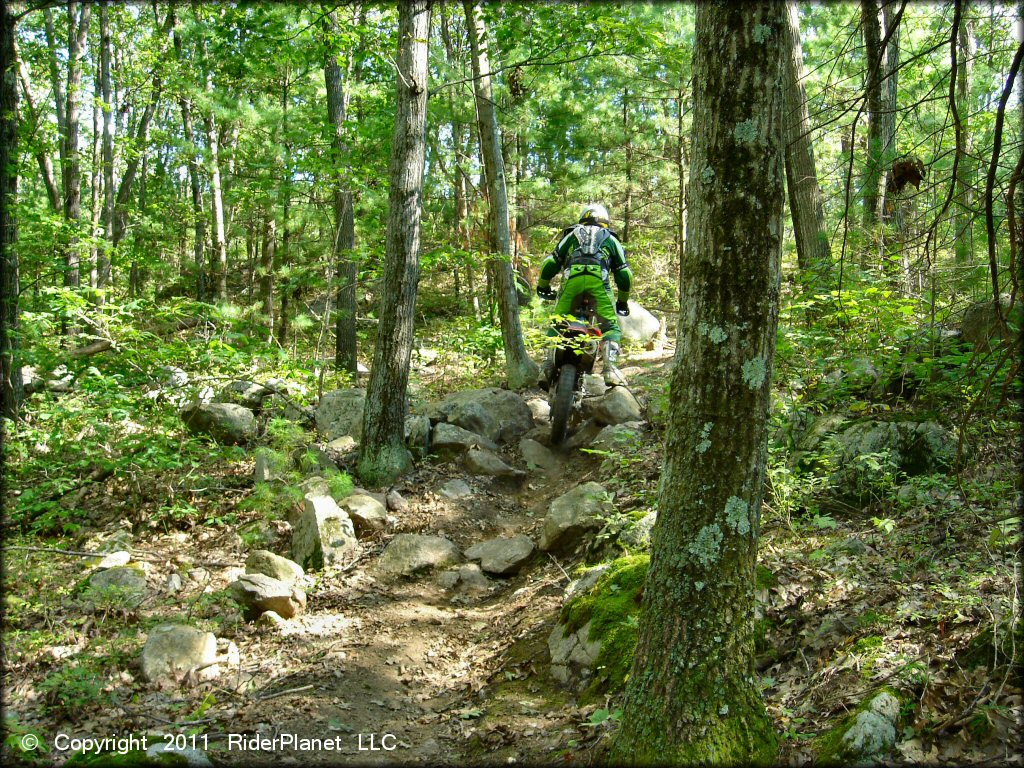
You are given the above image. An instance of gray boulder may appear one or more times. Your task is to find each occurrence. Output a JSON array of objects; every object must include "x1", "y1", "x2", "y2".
[
  {"x1": 565, "y1": 420, "x2": 605, "y2": 450},
  {"x1": 524, "y1": 395, "x2": 551, "y2": 425},
  {"x1": 565, "y1": 564, "x2": 611, "y2": 602},
  {"x1": 87, "y1": 566, "x2": 147, "y2": 608},
  {"x1": 439, "y1": 479, "x2": 472, "y2": 500},
  {"x1": 830, "y1": 691, "x2": 900, "y2": 764},
  {"x1": 181, "y1": 402, "x2": 256, "y2": 444},
  {"x1": 618, "y1": 301, "x2": 660, "y2": 344},
  {"x1": 539, "y1": 482, "x2": 614, "y2": 552},
  {"x1": 427, "y1": 388, "x2": 534, "y2": 444},
  {"x1": 214, "y1": 379, "x2": 272, "y2": 410},
  {"x1": 315, "y1": 388, "x2": 366, "y2": 441},
  {"x1": 464, "y1": 448, "x2": 526, "y2": 479},
  {"x1": 431, "y1": 422, "x2": 497, "y2": 456},
  {"x1": 141, "y1": 624, "x2": 219, "y2": 684},
  {"x1": 340, "y1": 494, "x2": 388, "y2": 536},
  {"x1": 826, "y1": 420, "x2": 958, "y2": 497},
  {"x1": 290, "y1": 494, "x2": 359, "y2": 570},
  {"x1": 437, "y1": 563, "x2": 492, "y2": 594},
  {"x1": 378, "y1": 534, "x2": 462, "y2": 577},
  {"x1": 591, "y1": 422, "x2": 643, "y2": 451},
  {"x1": 961, "y1": 295, "x2": 1022, "y2": 352},
  {"x1": 244, "y1": 550, "x2": 304, "y2": 586},
  {"x1": 519, "y1": 438, "x2": 560, "y2": 472},
  {"x1": 229, "y1": 573, "x2": 306, "y2": 620},
  {"x1": 582, "y1": 387, "x2": 643, "y2": 426},
  {"x1": 386, "y1": 490, "x2": 408, "y2": 512},
  {"x1": 405, "y1": 414, "x2": 432, "y2": 458},
  {"x1": 548, "y1": 620, "x2": 602, "y2": 685},
  {"x1": 464, "y1": 535, "x2": 535, "y2": 575}
]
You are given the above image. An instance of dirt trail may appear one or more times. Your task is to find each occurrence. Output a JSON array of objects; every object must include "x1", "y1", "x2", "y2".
[{"x1": 213, "y1": 457, "x2": 584, "y2": 766}]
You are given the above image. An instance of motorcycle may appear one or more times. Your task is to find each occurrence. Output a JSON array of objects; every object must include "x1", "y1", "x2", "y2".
[{"x1": 546, "y1": 292, "x2": 603, "y2": 445}]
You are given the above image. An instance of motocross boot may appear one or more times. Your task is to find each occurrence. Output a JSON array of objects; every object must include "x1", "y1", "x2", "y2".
[{"x1": 602, "y1": 339, "x2": 627, "y2": 387}]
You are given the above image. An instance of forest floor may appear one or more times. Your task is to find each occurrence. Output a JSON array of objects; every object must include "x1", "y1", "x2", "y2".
[{"x1": 3, "y1": 345, "x2": 1021, "y2": 766}]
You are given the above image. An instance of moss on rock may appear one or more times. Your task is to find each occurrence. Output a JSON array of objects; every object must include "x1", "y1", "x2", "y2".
[{"x1": 558, "y1": 554, "x2": 648, "y2": 698}]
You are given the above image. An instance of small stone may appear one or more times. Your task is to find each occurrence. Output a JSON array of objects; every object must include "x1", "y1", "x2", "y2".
[
  {"x1": 464, "y1": 448, "x2": 525, "y2": 478},
  {"x1": 146, "y1": 742, "x2": 214, "y2": 767},
  {"x1": 95, "y1": 550, "x2": 131, "y2": 569},
  {"x1": 141, "y1": 625, "x2": 219, "y2": 685},
  {"x1": 245, "y1": 550, "x2": 305, "y2": 585},
  {"x1": 340, "y1": 494, "x2": 388, "y2": 536},
  {"x1": 464, "y1": 535, "x2": 535, "y2": 576},
  {"x1": 439, "y1": 479, "x2": 472, "y2": 500},
  {"x1": 539, "y1": 482, "x2": 614, "y2": 552},
  {"x1": 229, "y1": 573, "x2": 307, "y2": 620},
  {"x1": 88, "y1": 566, "x2": 147, "y2": 608},
  {"x1": 582, "y1": 387, "x2": 643, "y2": 426},
  {"x1": 519, "y1": 438, "x2": 560, "y2": 472},
  {"x1": 180, "y1": 402, "x2": 257, "y2": 444},
  {"x1": 378, "y1": 534, "x2": 462, "y2": 577},
  {"x1": 564, "y1": 420, "x2": 605, "y2": 450},
  {"x1": 386, "y1": 490, "x2": 408, "y2": 512},
  {"x1": 256, "y1": 610, "x2": 287, "y2": 629},
  {"x1": 165, "y1": 573, "x2": 183, "y2": 594},
  {"x1": 254, "y1": 452, "x2": 273, "y2": 484}
]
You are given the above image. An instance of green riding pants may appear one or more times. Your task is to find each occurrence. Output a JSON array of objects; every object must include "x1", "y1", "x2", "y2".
[{"x1": 546, "y1": 272, "x2": 622, "y2": 343}]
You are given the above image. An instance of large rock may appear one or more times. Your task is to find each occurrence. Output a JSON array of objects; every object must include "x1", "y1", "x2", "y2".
[
  {"x1": 826, "y1": 420, "x2": 958, "y2": 497},
  {"x1": 290, "y1": 494, "x2": 359, "y2": 570},
  {"x1": 87, "y1": 566, "x2": 147, "y2": 608},
  {"x1": 823, "y1": 691, "x2": 900, "y2": 765},
  {"x1": 315, "y1": 388, "x2": 366, "y2": 441},
  {"x1": 539, "y1": 482, "x2": 614, "y2": 552},
  {"x1": 405, "y1": 414, "x2": 432, "y2": 459},
  {"x1": 464, "y1": 535, "x2": 535, "y2": 576},
  {"x1": 519, "y1": 437, "x2": 560, "y2": 472},
  {"x1": 548, "y1": 620, "x2": 602, "y2": 685},
  {"x1": 229, "y1": 573, "x2": 306, "y2": 620},
  {"x1": 618, "y1": 301, "x2": 660, "y2": 344},
  {"x1": 960, "y1": 295, "x2": 1022, "y2": 352},
  {"x1": 427, "y1": 388, "x2": 534, "y2": 444},
  {"x1": 378, "y1": 534, "x2": 462, "y2": 577},
  {"x1": 582, "y1": 387, "x2": 643, "y2": 426},
  {"x1": 244, "y1": 550, "x2": 304, "y2": 586},
  {"x1": 464, "y1": 448, "x2": 525, "y2": 479},
  {"x1": 214, "y1": 379, "x2": 272, "y2": 410},
  {"x1": 181, "y1": 402, "x2": 256, "y2": 444},
  {"x1": 141, "y1": 625, "x2": 219, "y2": 685},
  {"x1": 590, "y1": 422, "x2": 644, "y2": 451},
  {"x1": 339, "y1": 494, "x2": 388, "y2": 536},
  {"x1": 431, "y1": 422, "x2": 497, "y2": 456},
  {"x1": 439, "y1": 479, "x2": 472, "y2": 500}
]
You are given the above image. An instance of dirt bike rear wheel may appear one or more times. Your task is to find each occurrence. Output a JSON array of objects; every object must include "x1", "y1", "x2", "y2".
[{"x1": 550, "y1": 363, "x2": 577, "y2": 445}]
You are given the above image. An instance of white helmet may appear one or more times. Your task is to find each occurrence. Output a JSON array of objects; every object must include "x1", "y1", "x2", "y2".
[{"x1": 578, "y1": 204, "x2": 610, "y2": 227}]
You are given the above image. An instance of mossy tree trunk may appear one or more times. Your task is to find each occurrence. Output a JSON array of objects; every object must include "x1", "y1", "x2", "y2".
[
  {"x1": 610, "y1": 3, "x2": 785, "y2": 764},
  {"x1": 1, "y1": 0, "x2": 23, "y2": 421},
  {"x1": 357, "y1": 0, "x2": 431, "y2": 487},
  {"x1": 463, "y1": 0, "x2": 538, "y2": 390}
]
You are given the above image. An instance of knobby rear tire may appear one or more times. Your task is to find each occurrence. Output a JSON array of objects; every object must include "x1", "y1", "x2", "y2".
[{"x1": 550, "y1": 363, "x2": 576, "y2": 445}]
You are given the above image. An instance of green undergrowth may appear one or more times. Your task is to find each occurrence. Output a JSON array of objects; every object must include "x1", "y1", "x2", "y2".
[{"x1": 560, "y1": 554, "x2": 649, "y2": 700}]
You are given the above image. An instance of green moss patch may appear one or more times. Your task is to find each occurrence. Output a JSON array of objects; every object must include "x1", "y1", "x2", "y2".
[{"x1": 559, "y1": 554, "x2": 649, "y2": 698}]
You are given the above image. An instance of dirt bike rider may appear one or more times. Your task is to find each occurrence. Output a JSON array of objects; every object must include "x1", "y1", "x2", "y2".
[{"x1": 536, "y1": 204, "x2": 633, "y2": 388}]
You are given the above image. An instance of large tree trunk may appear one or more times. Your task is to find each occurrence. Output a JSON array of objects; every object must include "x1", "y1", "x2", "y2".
[
  {"x1": 953, "y1": 4, "x2": 976, "y2": 271},
  {"x1": 463, "y1": 0, "x2": 538, "y2": 390},
  {"x1": 172, "y1": 16, "x2": 206, "y2": 300},
  {"x1": 861, "y1": 0, "x2": 899, "y2": 228},
  {"x1": 782, "y1": 1, "x2": 832, "y2": 286},
  {"x1": 62, "y1": 2, "x2": 91, "y2": 293},
  {"x1": 623, "y1": 88, "x2": 633, "y2": 244},
  {"x1": 1, "y1": 0, "x2": 23, "y2": 420},
  {"x1": 610, "y1": 2, "x2": 785, "y2": 763},
  {"x1": 205, "y1": 59, "x2": 228, "y2": 302},
  {"x1": 88, "y1": 57, "x2": 101, "y2": 290},
  {"x1": 323, "y1": 7, "x2": 359, "y2": 376},
  {"x1": 357, "y1": 0, "x2": 431, "y2": 487},
  {"x1": 260, "y1": 215, "x2": 276, "y2": 342},
  {"x1": 97, "y1": 4, "x2": 114, "y2": 291}
]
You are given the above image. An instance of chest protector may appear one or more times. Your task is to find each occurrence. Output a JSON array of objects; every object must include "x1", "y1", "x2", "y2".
[{"x1": 564, "y1": 224, "x2": 611, "y2": 282}]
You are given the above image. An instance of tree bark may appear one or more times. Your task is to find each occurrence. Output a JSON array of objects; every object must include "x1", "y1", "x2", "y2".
[
  {"x1": 676, "y1": 85, "x2": 687, "y2": 302},
  {"x1": 623, "y1": 88, "x2": 633, "y2": 245},
  {"x1": 782, "y1": 1, "x2": 832, "y2": 286},
  {"x1": 1, "y1": 0, "x2": 23, "y2": 420},
  {"x1": 463, "y1": 0, "x2": 538, "y2": 390},
  {"x1": 323, "y1": 7, "x2": 358, "y2": 377},
  {"x1": 357, "y1": 0, "x2": 431, "y2": 487},
  {"x1": 861, "y1": 0, "x2": 899, "y2": 228},
  {"x1": 610, "y1": 3, "x2": 785, "y2": 763},
  {"x1": 98, "y1": 4, "x2": 114, "y2": 291},
  {"x1": 953, "y1": 3, "x2": 976, "y2": 269},
  {"x1": 172, "y1": 16, "x2": 206, "y2": 300},
  {"x1": 260, "y1": 214, "x2": 276, "y2": 342},
  {"x1": 63, "y1": 2, "x2": 91, "y2": 292},
  {"x1": 204, "y1": 46, "x2": 228, "y2": 302}
]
